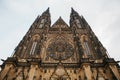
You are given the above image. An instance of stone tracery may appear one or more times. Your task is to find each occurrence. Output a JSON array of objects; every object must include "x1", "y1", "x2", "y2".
[{"x1": 47, "y1": 36, "x2": 74, "y2": 60}]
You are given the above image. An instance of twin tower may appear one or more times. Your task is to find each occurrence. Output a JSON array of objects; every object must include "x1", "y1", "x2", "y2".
[{"x1": 0, "y1": 8, "x2": 120, "y2": 80}]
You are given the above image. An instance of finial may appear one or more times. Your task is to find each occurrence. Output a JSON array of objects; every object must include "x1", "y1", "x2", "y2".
[
  {"x1": 42, "y1": 7, "x2": 50, "y2": 15},
  {"x1": 71, "y1": 7, "x2": 74, "y2": 11},
  {"x1": 46, "y1": 7, "x2": 49, "y2": 12},
  {"x1": 71, "y1": 7, "x2": 79, "y2": 15},
  {"x1": 71, "y1": 7, "x2": 75, "y2": 12},
  {"x1": 59, "y1": 16, "x2": 62, "y2": 19}
]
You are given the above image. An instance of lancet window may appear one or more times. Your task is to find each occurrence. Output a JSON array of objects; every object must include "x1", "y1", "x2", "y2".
[
  {"x1": 76, "y1": 19, "x2": 82, "y2": 28},
  {"x1": 39, "y1": 19, "x2": 45, "y2": 28},
  {"x1": 30, "y1": 41, "x2": 37, "y2": 55},
  {"x1": 83, "y1": 41, "x2": 90, "y2": 56}
]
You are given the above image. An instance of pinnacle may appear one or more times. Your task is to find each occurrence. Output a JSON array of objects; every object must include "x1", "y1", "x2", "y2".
[
  {"x1": 51, "y1": 17, "x2": 69, "y2": 27},
  {"x1": 71, "y1": 7, "x2": 75, "y2": 12},
  {"x1": 41, "y1": 7, "x2": 50, "y2": 16},
  {"x1": 59, "y1": 16, "x2": 62, "y2": 19},
  {"x1": 46, "y1": 7, "x2": 49, "y2": 12},
  {"x1": 71, "y1": 7, "x2": 78, "y2": 15}
]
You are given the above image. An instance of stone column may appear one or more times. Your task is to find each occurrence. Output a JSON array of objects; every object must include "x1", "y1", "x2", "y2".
[
  {"x1": 79, "y1": 69, "x2": 85, "y2": 80},
  {"x1": 83, "y1": 64, "x2": 93, "y2": 80},
  {"x1": 109, "y1": 65, "x2": 120, "y2": 80},
  {"x1": 27, "y1": 65, "x2": 37, "y2": 80},
  {"x1": 92, "y1": 68, "x2": 97, "y2": 80},
  {"x1": 99, "y1": 68, "x2": 108, "y2": 79},
  {"x1": 7, "y1": 67, "x2": 16, "y2": 80},
  {"x1": 16, "y1": 68, "x2": 23, "y2": 80},
  {"x1": 36, "y1": 68, "x2": 43, "y2": 80},
  {"x1": 0, "y1": 64, "x2": 13, "y2": 80}
]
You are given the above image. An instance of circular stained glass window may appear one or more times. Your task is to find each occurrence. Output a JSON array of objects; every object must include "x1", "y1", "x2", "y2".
[{"x1": 47, "y1": 41, "x2": 74, "y2": 60}]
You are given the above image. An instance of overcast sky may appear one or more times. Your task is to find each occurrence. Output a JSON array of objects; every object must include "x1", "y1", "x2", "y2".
[{"x1": 0, "y1": 0, "x2": 120, "y2": 65}]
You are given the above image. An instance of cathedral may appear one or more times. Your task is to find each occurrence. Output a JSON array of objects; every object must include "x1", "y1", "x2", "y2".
[{"x1": 0, "y1": 8, "x2": 120, "y2": 80}]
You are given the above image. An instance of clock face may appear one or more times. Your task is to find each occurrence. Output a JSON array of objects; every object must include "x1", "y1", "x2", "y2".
[{"x1": 47, "y1": 41, "x2": 74, "y2": 60}]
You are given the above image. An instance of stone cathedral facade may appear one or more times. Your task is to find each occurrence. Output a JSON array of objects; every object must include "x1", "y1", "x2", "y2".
[{"x1": 0, "y1": 8, "x2": 120, "y2": 80}]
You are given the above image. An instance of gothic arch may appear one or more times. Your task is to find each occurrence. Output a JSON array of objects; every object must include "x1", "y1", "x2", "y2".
[
  {"x1": 80, "y1": 34, "x2": 89, "y2": 42},
  {"x1": 46, "y1": 35, "x2": 74, "y2": 48},
  {"x1": 46, "y1": 35, "x2": 74, "y2": 61},
  {"x1": 80, "y1": 34, "x2": 92, "y2": 58},
  {"x1": 32, "y1": 34, "x2": 40, "y2": 41}
]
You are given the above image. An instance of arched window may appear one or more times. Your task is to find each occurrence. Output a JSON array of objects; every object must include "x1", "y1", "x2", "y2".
[
  {"x1": 39, "y1": 19, "x2": 45, "y2": 28},
  {"x1": 30, "y1": 35, "x2": 40, "y2": 55},
  {"x1": 76, "y1": 19, "x2": 82, "y2": 28},
  {"x1": 30, "y1": 41, "x2": 37, "y2": 55},
  {"x1": 83, "y1": 41, "x2": 90, "y2": 56},
  {"x1": 81, "y1": 35, "x2": 91, "y2": 57}
]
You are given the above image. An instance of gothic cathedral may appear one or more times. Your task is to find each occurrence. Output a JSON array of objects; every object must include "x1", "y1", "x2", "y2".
[{"x1": 0, "y1": 8, "x2": 120, "y2": 80}]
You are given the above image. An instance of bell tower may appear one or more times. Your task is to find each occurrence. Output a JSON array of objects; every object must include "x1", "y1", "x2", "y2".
[
  {"x1": 70, "y1": 8, "x2": 108, "y2": 59},
  {"x1": 0, "y1": 8, "x2": 120, "y2": 80},
  {"x1": 13, "y1": 8, "x2": 51, "y2": 59}
]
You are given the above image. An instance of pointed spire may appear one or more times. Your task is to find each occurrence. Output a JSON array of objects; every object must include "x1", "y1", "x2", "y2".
[
  {"x1": 42, "y1": 7, "x2": 50, "y2": 16},
  {"x1": 59, "y1": 16, "x2": 62, "y2": 19},
  {"x1": 71, "y1": 7, "x2": 75, "y2": 12},
  {"x1": 71, "y1": 7, "x2": 79, "y2": 15},
  {"x1": 37, "y1": 8, "x2": 51, "y2": 29},
  {"x1": 46, "y1": 7, "x2": 49, "y2": 13},
  {"x1": 70, "y1": 8, "x2": 82, "y2": 28},
  {"x1": 52, "y1": 16, "x2": 69, "y2": 28}
]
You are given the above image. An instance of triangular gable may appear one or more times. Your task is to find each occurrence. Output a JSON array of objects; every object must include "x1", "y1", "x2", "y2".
[{"x1": 52, "y1": 17, "x2": 69, "y2": 28}]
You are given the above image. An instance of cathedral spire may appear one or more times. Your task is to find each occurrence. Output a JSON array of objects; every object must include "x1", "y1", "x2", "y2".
[
  {"x1": 70, "y1": 8, "x2": 88, "y2": 29},
  {"x1": 70, "y1": 8, "x2": 82, "y2": 28},
  {"x1": 41, "y1": 7, "x2": 50, "y2": 16},
  {"x1": 46, "y1": 7, "x2": 49, "y2": 13},
  {"x1": 71, "y1": 7, "x2": 79, "y2": 16},
  {"x1": 37, "y1": 7, "x2": 51, "y2": 28}
]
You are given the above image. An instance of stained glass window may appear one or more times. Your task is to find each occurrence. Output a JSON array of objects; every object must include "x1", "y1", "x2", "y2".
[{"x1": 30, "y1": 42, "x2": 37, "y2": 55}]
